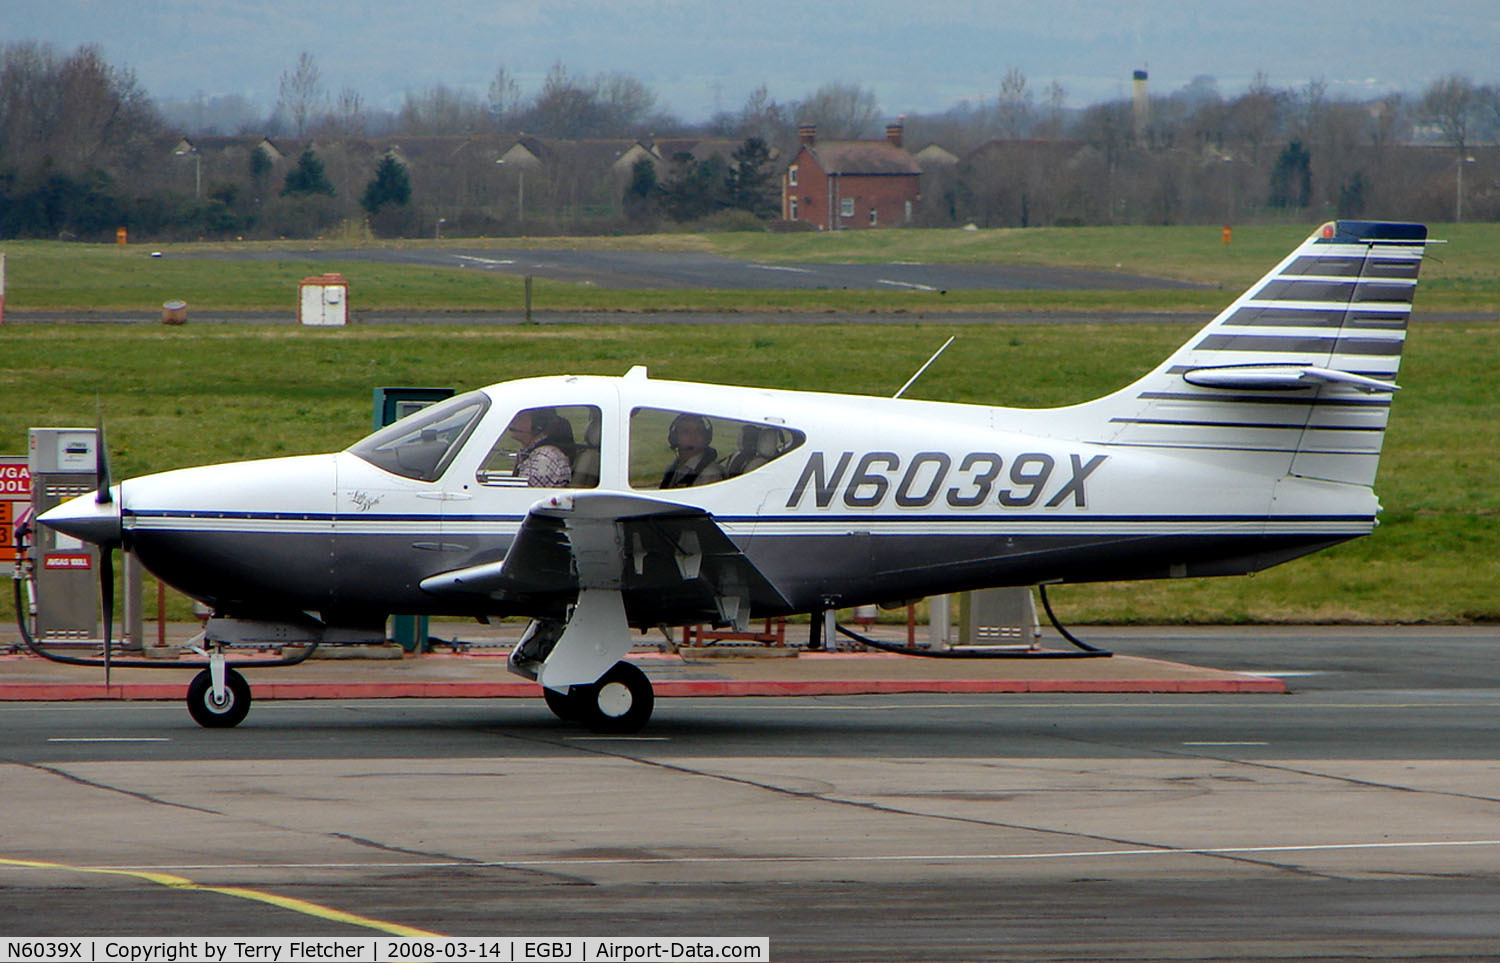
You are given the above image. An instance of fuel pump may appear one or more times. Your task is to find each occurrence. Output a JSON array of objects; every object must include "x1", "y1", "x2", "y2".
[{"x1": 27, "y1": 428, "x2": 102, "y2": 642}]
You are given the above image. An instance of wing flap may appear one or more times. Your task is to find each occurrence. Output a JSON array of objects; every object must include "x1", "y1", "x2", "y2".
[{"x1": 420, "y1": 492, "x2": 788, "y2": 627}]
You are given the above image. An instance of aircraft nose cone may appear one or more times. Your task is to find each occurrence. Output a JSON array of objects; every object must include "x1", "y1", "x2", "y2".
[{"x1": 38, "y1": 489, "x2": 123, "y2": 546}]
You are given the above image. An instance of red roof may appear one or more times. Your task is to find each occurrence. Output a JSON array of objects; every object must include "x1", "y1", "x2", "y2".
[{"x1": 805, "y1": 142, "x2": 921, "y2": 176}]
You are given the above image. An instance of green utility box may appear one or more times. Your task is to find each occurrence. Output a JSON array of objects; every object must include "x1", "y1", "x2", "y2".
[{"x1": 372, "y1": 387, "x2": 455, "y2": 652}]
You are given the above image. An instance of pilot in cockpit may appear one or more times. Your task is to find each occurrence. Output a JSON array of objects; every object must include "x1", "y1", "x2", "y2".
[
  {"x1": 660, "y1": 413, "x2": 726, "y2": 488},
  {"x1": 507, "y1": 408, "x2": 573, "y2": 487}
]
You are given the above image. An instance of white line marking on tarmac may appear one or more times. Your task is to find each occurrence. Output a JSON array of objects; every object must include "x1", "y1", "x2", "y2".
[
  {"x1": 563, "y1": 736, "x2": 670, "y2": 742},
  {"x1": 1182, "y1": 741, "x2": 1269, "y2": 746},
  {"x1": 747, "y1": 263, "x2": 812, "y2": 274},
  {"x1": 26, "y1": 840, "x2": 1500, "y2": 874},
  {"x1": 876, "y1": 278, "x2": 938, "y2": 291},
  {"x1": 453, "y1": 255, "x2": 516, "y2": 266}
]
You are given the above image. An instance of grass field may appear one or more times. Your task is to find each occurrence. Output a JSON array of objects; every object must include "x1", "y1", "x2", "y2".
[
  {"x1": 3, "y1": 222, "x2": 1499, "y2": 314},
  {"x1": 2, "y1": 311, "x2": 1495, "y2": 625}
]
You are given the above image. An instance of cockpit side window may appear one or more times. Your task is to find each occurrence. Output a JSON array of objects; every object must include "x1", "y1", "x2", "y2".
[
  {"x1": 348, "y1": 392, "x2": 490, "y2": 482},
  {"x1": 629, "y1": 407, "x2": 804, "y2": 490},
  {"x1": 476, "y1": 404, "x2": 601, "y2": 489}
]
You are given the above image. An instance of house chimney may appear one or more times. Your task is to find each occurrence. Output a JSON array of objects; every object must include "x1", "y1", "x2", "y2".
[
  {"x1": 799, "y1": 124, "x2": 818, "y2": 147},
  {"x1": 885, "y1": 120, "x2": 904, "y2": 149}
]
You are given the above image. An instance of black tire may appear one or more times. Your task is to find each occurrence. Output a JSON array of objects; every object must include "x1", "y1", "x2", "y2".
[
  {"x1": 186, "y1": 668, "x2": 252, "y2": 728},
  {"x1": 542, "y1": 685, "x2": 584, "y2": 722},
  {"x1": 580, "y1": 661, "x2": 654, "y2": 734}
]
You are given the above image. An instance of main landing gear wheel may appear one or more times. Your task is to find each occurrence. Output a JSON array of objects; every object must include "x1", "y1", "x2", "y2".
[
  {"x1": 543, "y1": 685, "x2": 584, "y2": 722},
  {"x1": 186, "y1": 667, "x2": 251, "y2": 728},
  {"x1": 545, "y1": 661, "x2": 654, "y2": 733}
]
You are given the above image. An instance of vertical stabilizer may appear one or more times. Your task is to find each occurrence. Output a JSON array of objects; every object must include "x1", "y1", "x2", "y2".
[{"x1": 1078, "y1": 221, "x2": 1427, "y2": 486}]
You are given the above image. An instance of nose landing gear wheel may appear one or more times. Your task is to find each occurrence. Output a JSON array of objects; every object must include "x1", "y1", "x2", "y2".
[{"x1": 187, "y1": 667, "x2": 252, "y2": 728}]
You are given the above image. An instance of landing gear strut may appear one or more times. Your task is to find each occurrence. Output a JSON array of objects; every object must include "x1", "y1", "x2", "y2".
[{"x1": 543, "y1": 660, "x2": 654, "y2": 734}]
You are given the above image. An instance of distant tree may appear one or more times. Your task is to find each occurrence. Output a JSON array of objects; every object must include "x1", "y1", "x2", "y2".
[
  {"x1": 725, "y1": 137, "x2": 778, "y2": 218},
  {"x1": 1268, "y1": 140, "x2": 1312, "y2": 208},
  {"x1": 796, "y1": 82, "x2": 880, "y2": 139},
  {"x1": 277, "y1": 52, "x2": 324, "y2": 137},
  {"x1": 326, "y1": 87, "x2": 366, "y2": 136},
  {"x1": 281, "y1": 148, "x2": 335, "y2": 197},
  {"x1": 528, "y1": 62, "x2": 607, "y2": 138},
  {"x1": 661, "y1": 152, "x2": 730, "y2": 221},
  {"x1": 397, "y1": 84, "x2": 487, "y2": 135},
  {"x1": 1337, "y1": 171, "x2": 1367, "y2": 218},
  {"x1": 1037, "y1": 80, "x2": 1067, "y2": 138},
  {"x1": 0, "y1": 42, "x2": 160, "y2": 174},
  {"x1": 248, "y1": 147, "x2": 272, "y2": 186},
  {"x1": 361, "y1": 154, "x2": 410, "y2": 215},
  {"x1": 0, "y1": 43, "x2": 161, "y2": 238},
  {"x1": 1420, "y1": 74, "x2": 1482, "y2": 153},
  {"x1": 623, "y1": 157, "x2": 659, "y2": 224},
  {"x1": 996, "y1": 67, "x2": 1033, "y2": 139},
  {"x1": 735, "y1": 84, "x2": 790, "y2": 145},
  {"x1": 596, "y1": 72, "x2": 659, "y2": 134},
  {"x1": 1225, "y1": 72, "x2": 1286, "y2": 167},
  {"x1": 488, "y1": 63, "x2": 523, "y2": 127}
]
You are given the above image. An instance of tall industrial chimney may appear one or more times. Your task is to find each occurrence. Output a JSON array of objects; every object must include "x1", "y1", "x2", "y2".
[{"x1": 1132, "y1": 69, "x2": 1149, "y2": 143}]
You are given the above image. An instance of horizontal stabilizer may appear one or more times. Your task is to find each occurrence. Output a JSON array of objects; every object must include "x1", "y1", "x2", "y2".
[
  {"x1": 1069, "y1": 220, "x2": 1426, "y2": 487},
  {"x1": 1183, "y1": 365, "x2": 1400, "y2": 394}
]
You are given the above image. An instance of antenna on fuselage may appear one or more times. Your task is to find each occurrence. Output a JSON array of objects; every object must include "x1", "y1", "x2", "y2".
[{"x1": 892, "y1": 336, "x2": 956, "y2": 399}]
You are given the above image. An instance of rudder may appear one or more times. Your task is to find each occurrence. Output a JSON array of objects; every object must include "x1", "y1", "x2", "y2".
[{"x1": 1080, "y1": 220, "x2": 1427, "y2": 487}]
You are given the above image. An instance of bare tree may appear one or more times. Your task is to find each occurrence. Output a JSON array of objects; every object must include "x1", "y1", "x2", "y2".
[
  {"x1": 1420, "y1": 74, "x2": 1482, "y2": 153},
  {"x1": 277, "y1": 52, "x2": 324, "y2": 137},
  {"x1": 796, "y1": 82, "x2": 880, "y2": 139},
  {"x1": 1224, "y1": 71, "x2": 1284, "y2": 168},
  {"x1": 527, "y1": 62, "x2": 606, "y2": 138},
  {"x1": 488, "y1": 64, "x2": 522, "y2": 128},
  {"x1": 996, "y1": 67, "x2": 1033, "y2": 139},
  {"x1": 1288, "y1": 77, "x2": 1328, "y2": 142},
  {"x1": 1037, "y1": 80, "x2": 1066, "y2": 138},
  {"x1": 397, "y1": 84, "x2": 487, "y2": 135},
  {"x1": 729, "y1": 84, "x2": 790, "y2": 147},
  {"x1": 321, "y1": 87, "x2": 365, "y2": 136},
  {"x1": 596, "y1": 72, "x2": 658, "y2": 134},
  {"x1": 0, "y1": 42, "x2": 159, "y2": 173}
]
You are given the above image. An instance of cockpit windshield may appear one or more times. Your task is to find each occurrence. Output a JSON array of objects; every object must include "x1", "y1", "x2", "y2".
[{"x1": 348, "y1": 391, "x2": 490, "y2": 481}]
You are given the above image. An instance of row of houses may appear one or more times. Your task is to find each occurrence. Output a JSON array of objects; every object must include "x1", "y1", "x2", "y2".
[
  {"x1": 169, "y1": 121, "x2": 946, "y2": 230},
  {"x1": 164, "y1": 120, "x2": 1492, "y2": 233}
]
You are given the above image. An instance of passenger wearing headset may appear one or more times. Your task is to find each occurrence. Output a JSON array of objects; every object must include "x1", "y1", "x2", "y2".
[{"x1": 660, "y1": 413, "x2": 726, "y2": 488}]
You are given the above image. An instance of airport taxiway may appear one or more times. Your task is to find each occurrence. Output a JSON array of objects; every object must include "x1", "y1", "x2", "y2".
[{"x1": 1, "y1": 626, "x2": 1497, "y2": 960}]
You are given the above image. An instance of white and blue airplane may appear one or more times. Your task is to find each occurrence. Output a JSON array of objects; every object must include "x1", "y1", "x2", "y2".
[{"x1": 40, "y1": 220, "x2": 1428, "y2": 731}]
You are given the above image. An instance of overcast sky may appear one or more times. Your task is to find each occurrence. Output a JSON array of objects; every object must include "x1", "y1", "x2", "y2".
[{"x1": 12, "y1": 1, "x2": 1500, "y2": 121}]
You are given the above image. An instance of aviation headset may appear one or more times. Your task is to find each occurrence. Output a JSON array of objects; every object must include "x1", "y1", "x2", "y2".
[{"x1": 667, "y1": 413, "x2": 713, "y2": 449}]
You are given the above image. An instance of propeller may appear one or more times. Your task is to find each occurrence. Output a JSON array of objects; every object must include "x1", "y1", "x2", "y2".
[{"x1": 95, "y1": 415, "x2": 114, "y2": 686}]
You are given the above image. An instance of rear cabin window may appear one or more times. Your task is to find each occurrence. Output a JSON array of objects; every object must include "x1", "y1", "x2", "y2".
[
  {"x1": 476, "y1": 405, "x2": 601, "y2": 489},
  {"x1": 348, "y1": 392, "x2": 489, "y2": 482},
  {"x1": 629, "y1": 407, "x2": 803, "y2": 490}
]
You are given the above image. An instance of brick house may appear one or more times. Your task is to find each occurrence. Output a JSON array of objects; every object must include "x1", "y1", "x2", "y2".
[{"x1": 782, "y1": 122, "x2": 922, "y2": 229}]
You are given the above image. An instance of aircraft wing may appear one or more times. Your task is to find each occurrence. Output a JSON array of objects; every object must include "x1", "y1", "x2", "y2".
[{"x1": 420, "y1": 492, "x2": 788, "y2": 628}]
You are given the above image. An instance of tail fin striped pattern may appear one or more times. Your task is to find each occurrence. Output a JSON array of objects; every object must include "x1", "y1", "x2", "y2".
[{"x1": 1087, "y1": 221, "x2": 1426, "y2": 487}]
